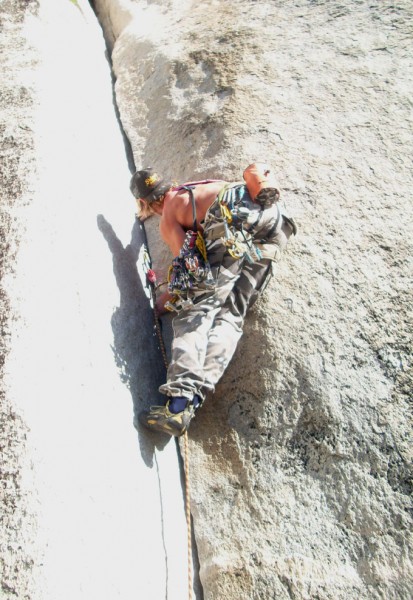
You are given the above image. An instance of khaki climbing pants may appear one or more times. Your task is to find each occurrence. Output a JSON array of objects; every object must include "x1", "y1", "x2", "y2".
[{"x1": 159, "y1": 190, "x2": 294, "y2": 401}]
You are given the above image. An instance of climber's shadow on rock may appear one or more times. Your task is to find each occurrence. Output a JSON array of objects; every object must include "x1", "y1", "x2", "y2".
[{"x1": 97, "y1": 213, "x2": 171, "y2": 464}]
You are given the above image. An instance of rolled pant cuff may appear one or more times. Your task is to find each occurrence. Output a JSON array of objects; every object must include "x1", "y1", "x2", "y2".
[{"x1": 159, "y1": 385, "x2": 203, "y2": 402}]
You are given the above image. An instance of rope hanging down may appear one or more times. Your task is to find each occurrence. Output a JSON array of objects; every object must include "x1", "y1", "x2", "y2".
[{"x1": 146, "y1": 259, "x2": 194, "y2": 600}]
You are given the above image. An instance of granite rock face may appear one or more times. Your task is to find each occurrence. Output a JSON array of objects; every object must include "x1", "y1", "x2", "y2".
[
  {"x1": 1, "y1": 0, "x2": 412, "y2": 599},
  {"x1": 93, "y1": 1, "x2": 413, "y2": 598}
]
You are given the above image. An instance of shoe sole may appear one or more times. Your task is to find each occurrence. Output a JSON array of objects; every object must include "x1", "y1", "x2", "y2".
[{"x1": 139, "y1": 412, "x2": 186, "y2": 437}]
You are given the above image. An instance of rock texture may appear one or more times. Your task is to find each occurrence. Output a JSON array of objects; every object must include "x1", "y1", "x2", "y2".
[
  {"x1": 1, "y1": 0, "x2": 412, "y2": 599},
  {"x1": 1, "y1": 1, "x2": 40, "y2": 596},
  {"x1": 93, "y1": 0, "x2": 413, "y2": 598}
]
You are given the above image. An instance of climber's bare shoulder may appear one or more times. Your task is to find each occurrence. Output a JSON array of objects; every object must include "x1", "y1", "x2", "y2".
[
  {"x1": 160, "y1": 181, "x2": 227, "y2": 255},
  {"x1": 192, "y1": 181, "x2": 228, "y2": 222}
]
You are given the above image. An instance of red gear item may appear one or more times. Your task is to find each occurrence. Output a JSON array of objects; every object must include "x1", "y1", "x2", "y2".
[{"x1": 242, "y1": 162, "x2": 280, "y2": 202}]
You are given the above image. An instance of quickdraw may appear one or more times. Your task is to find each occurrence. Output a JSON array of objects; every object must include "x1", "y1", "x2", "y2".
[
  {"x1": 218, "y1": 184, "x2": 263, "y2": 263},
  {"x1": 167, "y1": 229, "x2": 215, "y2": 296}
]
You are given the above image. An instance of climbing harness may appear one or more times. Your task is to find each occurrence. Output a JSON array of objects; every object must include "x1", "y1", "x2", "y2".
[{"x1": 164, "y1": 180, "x2": 284, "y2": 312}]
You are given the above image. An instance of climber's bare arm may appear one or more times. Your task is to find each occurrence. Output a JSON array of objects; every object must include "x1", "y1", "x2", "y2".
[
  {"x1": 155, "y1": 289, "x2": 173, "y2": 315},
  {"x1": 155, "y1": 214, "x2": 186, "y2": 314},
  {"x1": 155, "y1": 192, "x2": 190, "y2": 313},
  {"x1": 159, "y1": 209, "x2": 187, "y2": 256}
]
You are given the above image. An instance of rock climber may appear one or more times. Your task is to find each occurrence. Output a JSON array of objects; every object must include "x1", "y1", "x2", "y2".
[{"x1": 130, "y1": 165, "x2": 296, "y2": 436}]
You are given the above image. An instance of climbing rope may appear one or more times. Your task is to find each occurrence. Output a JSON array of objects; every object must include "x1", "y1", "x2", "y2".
[
  {"x1": 147, "y1": 263, "x2": 193, "y2": 600},
  {"x1": 183, "y1": 430, "x2": 193, "y2": 600}
]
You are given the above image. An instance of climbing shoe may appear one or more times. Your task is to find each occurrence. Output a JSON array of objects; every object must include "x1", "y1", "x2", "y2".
[{"x1": 138, "y1": 399, "x2": 196, "y2": 437}]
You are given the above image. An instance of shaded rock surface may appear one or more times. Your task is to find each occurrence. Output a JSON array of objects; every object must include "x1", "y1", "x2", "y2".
[{"x1": 93, "y1": 0, "x2": 413, "y2": 598}]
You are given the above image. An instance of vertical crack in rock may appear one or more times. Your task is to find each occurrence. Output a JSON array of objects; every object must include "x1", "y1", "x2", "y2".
[{"x1": 89, "y1": 2, "x2": 205, "y2": 597}]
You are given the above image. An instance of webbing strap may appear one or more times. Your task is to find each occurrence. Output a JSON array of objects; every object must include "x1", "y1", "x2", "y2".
[
  {"x1": 181, "y1": 185, "x2": 197, "y2": 232},
  {"x1": 264, "y1": 204, "x2": 281, "y2": 240}
]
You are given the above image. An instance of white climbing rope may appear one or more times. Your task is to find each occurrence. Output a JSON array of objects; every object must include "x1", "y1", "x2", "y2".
[{"x1": 183, "y1": 430, "x2": 193, "y2": 600}]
